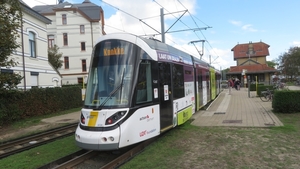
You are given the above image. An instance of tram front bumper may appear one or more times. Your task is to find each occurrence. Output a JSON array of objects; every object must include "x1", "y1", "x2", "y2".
[{"x1": 75, "y1": 126, "x2": 120, "y2": 151}]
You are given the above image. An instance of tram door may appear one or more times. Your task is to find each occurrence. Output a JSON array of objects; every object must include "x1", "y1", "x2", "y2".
[{"x1": 158, "y1": 62, "x2": 173, "y2": 131}]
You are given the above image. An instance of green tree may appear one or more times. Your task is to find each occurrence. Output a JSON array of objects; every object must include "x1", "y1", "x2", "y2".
[
  {"x1": 278, "y1": 46, "x2": 300, "y2": 78},
  {"x1": 266, "y1": 60, "x2": 277, "y2": 68},
  {"x1": 221, "y1": 68, "x2": 230, "y2": 80},
  {"x1": 48, "y1": 45, "x2": 63, "y2": 70},
  {"x1": 0, "y1": 0, "x2": 23, "y2": 90}
]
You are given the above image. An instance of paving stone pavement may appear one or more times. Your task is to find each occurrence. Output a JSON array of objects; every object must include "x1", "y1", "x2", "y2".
[{"x1": 191, "y1": 87, "x2": 284, "y2": 127}]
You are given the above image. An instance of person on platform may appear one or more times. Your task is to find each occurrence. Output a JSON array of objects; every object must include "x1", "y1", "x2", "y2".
[
  {"x1": 228, "y1": 78, "x2": 234, "y2": 94},
  {"x1": 234, "y1": 78, "x2": 240, "y2": 90}
]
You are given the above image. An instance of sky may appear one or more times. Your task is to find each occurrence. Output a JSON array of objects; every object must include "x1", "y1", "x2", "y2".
[{"x1": 22, "y1": 0, "x2": 300, "y2": 70}]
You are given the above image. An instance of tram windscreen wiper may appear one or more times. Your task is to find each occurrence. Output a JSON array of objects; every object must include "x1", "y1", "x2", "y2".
[{"x1": 97, "y1": 68, "x2": 125, "y2": 110}]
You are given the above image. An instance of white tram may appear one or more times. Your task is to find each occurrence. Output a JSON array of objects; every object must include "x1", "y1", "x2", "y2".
[{"x1": 75, "y1": 33, "x2": 221, "y2": 150}]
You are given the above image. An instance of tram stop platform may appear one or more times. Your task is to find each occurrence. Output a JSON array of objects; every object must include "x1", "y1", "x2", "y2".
[{"x1": 191, "y1": 87, "x2": 284, "y2": 127}]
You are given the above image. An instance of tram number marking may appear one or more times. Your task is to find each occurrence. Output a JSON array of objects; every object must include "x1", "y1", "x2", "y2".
[{"x1": 87, "y1": 115, "x2": 94, "y2": 119}]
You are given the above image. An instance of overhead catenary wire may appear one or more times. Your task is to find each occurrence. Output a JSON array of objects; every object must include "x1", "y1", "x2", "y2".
[
  {"x1": 153, "y1": 0, "x2": 217, "y2": 63},
  {"x1": 177, "y1": 0, "x2": 219, "y2": 64},
  {"x1": 101, "y1": 0, "x2": 161, "y2": 34}
]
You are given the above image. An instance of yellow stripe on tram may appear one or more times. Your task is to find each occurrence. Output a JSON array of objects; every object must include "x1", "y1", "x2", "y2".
[{"x1": 88, "y1": 111, "x2": 98, "y2": 127}]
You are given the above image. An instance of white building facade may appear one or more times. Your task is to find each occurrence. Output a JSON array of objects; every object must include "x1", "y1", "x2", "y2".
[
  {"x1": 32, "y1": 0, "x2": 105, "y2": 85},
  {"x1": 1, "y1": 1, "x2": 62, "y2": 90}
]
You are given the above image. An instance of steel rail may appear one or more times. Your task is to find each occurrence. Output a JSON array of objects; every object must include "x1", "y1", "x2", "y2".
[{"x1": 0, "y1": 123, "x2": 78, "y2": 159}]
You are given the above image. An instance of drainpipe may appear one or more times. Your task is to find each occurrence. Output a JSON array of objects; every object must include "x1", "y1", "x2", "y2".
[{"x1": 21, "y1": 16, "x2": 26, "y2": 90}]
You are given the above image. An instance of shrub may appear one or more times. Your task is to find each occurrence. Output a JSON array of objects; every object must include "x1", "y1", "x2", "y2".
[
  {"x1": 257, "y1": 85, "x2": 273, "y2": 96},
  {"x1": 272, "y1": 90, "x2": 300, "y2": 113}
]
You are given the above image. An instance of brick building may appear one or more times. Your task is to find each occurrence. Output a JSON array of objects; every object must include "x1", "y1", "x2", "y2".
[{"x1": 228, "y1": 41, "x2": 277, "y2": 86}]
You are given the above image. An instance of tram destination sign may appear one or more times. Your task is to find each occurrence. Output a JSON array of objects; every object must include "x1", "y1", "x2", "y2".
[{"x1": 157, "y1": 51, "x2": 193, "y2": 65}]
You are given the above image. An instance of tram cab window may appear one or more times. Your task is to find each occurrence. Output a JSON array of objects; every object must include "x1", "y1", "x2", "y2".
[{"x1": 136, "y1": 60, "x2": 152, "y2": 104}]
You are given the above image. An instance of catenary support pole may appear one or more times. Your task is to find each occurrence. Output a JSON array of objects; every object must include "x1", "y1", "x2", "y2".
[{"x1": 160, "y1": 8, "x2": 165, "y2": 43}]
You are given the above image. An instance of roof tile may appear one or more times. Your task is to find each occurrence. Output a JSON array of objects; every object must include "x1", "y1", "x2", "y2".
[
  {"x1": 231, "y1": 42, "x2": 270, "y2": 60},
  {"x1": 228, "y1": 64, "x2": 277, "y2": 74}
]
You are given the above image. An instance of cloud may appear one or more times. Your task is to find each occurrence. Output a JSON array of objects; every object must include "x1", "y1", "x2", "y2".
[
  {"x1": 22, "y1": 0, "x2": 57, "y2": 7},
  {"x1": 103, "y1": 0, "x2": 197, "y2": 35},
  {"x1": 209, "y1": 48, "x2": 234, "y2": 69},
  {"x1": 230, "y1": 20, "x2": 258, "y2": 32},
  {"x1": 292, "y1": 41, "x2": 300, "y2": 47},
  {"x1": 242, "y1": 24, "x2": 258, "y2": 32},
  {"x1": 229, "y1": 20, "x2": 242, "y2": 26}
]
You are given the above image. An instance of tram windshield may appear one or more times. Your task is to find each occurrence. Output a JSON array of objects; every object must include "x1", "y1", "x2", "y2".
[{"x1": 84, "y1": 40, "x2": 137, "y2": 109}]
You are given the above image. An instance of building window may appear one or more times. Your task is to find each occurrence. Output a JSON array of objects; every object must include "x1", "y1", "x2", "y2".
[
  {"x1": 63, "y1": 33, "x2": 68, "y2": 46},
  {"x1": 48, "y1": 35, "x2": 54, "y2": 48},
  {"x1": 1, "y1": 69, "x2": 13, "y2": 74},
  {"x1": 31, "y1": 72, "x2": 39, "y2": 88},
  {"x1": 80, "y1": 25, "x2": 85, "y2": 34},
  {"x1": 29, "y1": 31, "x2": 36, "y2": 57},
  {"x1": 81, "y1": 42, "x2": 86, "y2": 51},
  {"x1": 82, "y1": 59, "x2": 86, "y2": 72},
  {"x1": 77, "y1": 77, "x2": 83, "y2": 84},
  {"x1": 62, "y1": 14, "x2": 67, "y2": 25},
  {"x1": 64, "y1": 56, "x2": 69, "y2": 69}
]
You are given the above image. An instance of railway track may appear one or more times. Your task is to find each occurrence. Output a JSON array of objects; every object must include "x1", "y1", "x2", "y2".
[
  {"x1": 37, "y1": 137, "x2": 158, "y2": 169},
  {"x1": 0, "y1": 123, "x2": 78, "y2": 159}
]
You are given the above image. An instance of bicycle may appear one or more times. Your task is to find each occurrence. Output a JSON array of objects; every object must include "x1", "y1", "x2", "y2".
[
  {"x1": 273, "y1": 81, "x2": 289, "y2": 90},
  {"x1": 260, "y1": 88, "x2": 273, "y2": 102}
]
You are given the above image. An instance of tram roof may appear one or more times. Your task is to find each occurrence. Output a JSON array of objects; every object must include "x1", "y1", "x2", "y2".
[
  {"x1": 140, "y1": 37, "x2": 193, "y2": 65},
  {"x1": 192, "y1": 56, "x2": 210, "y2": 69},
  {"x1": 97, "y1": 33, "x2": 212, "y2": 66}
]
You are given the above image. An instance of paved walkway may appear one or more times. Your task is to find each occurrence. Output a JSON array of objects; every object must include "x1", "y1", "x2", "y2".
[
  {"x1": 41, "y1": 111, "x2": 80, "y2": 123},
  {"x1": 191, "y1": 87, "x2": 284, "y2": 127}
]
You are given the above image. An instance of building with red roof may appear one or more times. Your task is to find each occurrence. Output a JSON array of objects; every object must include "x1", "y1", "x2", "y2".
[{"x1": 228, "y1": 41, "x2": 277, "y2": 86}]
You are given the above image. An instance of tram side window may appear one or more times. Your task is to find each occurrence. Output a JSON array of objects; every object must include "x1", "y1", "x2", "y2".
[
  {"x1": 173, "y1": 64, "x2": 184, "y2": 99},
  {"x1": 136, "y1": 61, "x2": 152, "y2": 104},
  {"x1": 198, "y1": 71, "x2": 203, "y2": 89}
]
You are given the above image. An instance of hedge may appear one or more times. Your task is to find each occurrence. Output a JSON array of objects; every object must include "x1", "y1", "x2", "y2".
[{"x1": 0, "y1": 87, "x2": 82, "y2": 125}]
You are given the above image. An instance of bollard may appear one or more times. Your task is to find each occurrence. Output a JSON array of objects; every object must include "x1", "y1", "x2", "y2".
[{"x1": 248, "y1": 76, "x2": 250, "y2": 98}]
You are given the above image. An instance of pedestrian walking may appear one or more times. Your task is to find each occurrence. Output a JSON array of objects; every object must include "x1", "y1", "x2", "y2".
[
  {"x1": 228, "y1": 78, "x2": 233, "y2": 95},
  {"x1": 234, "y1": 78, "x2": 240, "y2": 90}
]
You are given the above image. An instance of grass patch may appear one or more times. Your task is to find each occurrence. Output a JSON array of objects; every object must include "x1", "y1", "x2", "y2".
[
  {"x1": 0, "y1": 135, "x2": 80, "y2": 169},
  {"x1": 120, "y1": 113, "x2": 300, "y2": 169},
  {"x1": 0, "y1": 107, "x2": 81, "y2": 143}
]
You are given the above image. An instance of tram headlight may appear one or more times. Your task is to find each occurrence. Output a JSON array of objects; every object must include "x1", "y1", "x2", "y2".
[
  {"x1": 105, "y1": 111, "x2": 127, "y2": 125},
  {"x1": 109, "y1": 136, "x2": 114, "y2": 141},
  {"x1": 119, "y1": 111, "x2": 126, "y2": 116}
]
